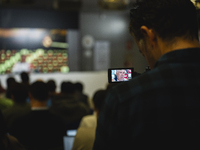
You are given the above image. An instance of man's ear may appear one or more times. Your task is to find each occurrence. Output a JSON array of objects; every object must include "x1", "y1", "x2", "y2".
[
  {"x1": 140, "y1": 26, "x2": 156, "y2": 47},
  {"x1": 96, "y1": 108, "x2": 100, "y2": 118}
]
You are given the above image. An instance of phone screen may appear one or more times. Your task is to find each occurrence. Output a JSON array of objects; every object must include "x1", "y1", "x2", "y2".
[{"x1": 108, "y1": 68, "x2": 134, "y2": 83}]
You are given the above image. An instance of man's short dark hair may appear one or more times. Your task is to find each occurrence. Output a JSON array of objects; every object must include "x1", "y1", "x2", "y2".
[
  {"x1": 29, "y1": 81, "x2": 48, "y2": 101},
  {"x1": 11, "y1": 82, "x2": 28, "y2": 103},
  {"x1": 61, "y1": 81, "x2": 75, "y2": 94},
  {"x1": 6, "y1": 77, "x2": 16, "y2": 89},
  {"x1": 46, "y1": 80, "x2": 56, "y2": 93},
  {"x1": 74, "y1": 82, "x2": 83, "y2": 92},
  {"x1": 20, "y1": 72, "x2": 29, "y2": 83},
  {"x1": 129, "y1": 0, "x2": 198, "y2": 42},
  {"x1": 6, "y1": 77, "x2": 16, "y2": 98}
]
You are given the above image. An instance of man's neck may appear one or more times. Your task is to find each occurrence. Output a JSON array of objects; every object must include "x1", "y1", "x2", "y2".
[
  {"x1": 148, "y1": 38, "x2": 200, "y2": 68},
  {"x1": 160, "y1": 38, "x2": 200, "y2": 56},
  {"x1": 30, "y1": 98, "x2": 47, "y2": 108}
]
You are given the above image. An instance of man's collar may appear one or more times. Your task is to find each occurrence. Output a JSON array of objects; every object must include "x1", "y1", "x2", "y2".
[{"x1": 154, "y1": 47, "x2": 200, "y2": 68}]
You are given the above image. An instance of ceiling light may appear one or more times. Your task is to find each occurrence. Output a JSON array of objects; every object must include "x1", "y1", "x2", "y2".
[{"x1": 98, "y1": 0, "x2": 130, "y2": 10}]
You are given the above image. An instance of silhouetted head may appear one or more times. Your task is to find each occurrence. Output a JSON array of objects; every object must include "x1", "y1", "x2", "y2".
[
  {"x1": 74, "y1": 82, "x2": 83, "y2": 93},
  {"x1": 46, "y1": 79, "x2": 56, "y2": 93},
  {"x1": 6, "y1": 77, "x2": 16, "y2": 89},
  {"x1": 20, "y1": 72, "x2": 29, "y2": 84},
  {"x1": 129, "y1": 0, "x2": 198, "y2": 43},
  {"x1": 11, "y1": 82, "x2": 28, "y2": 103},
  {"x1": 29, "y1": 81, "x2": 49, "y2": 101},
  {"x1": 61, "y1": 81, "x2": 75, "y2": 95}
]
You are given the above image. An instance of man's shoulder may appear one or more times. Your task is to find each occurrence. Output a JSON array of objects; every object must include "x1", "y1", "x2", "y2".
[
  {"x1": 13, "y1": 110, "x2": 55, "y2": 122},
  {"x1": 11, "y1": 110, "x2": 66, "y2": 129},
  {"x1": 110, "y1": 71, "x2": 156, "y2": 101}
]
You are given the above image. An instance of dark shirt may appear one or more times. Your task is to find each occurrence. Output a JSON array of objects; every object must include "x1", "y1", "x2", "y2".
[
  {"x1": 3, "y1": 103, "x2": 31, "y2": 129},
  {"x1": 49, "y1": 94, "x2": 89, "y2": 129},
  {"x1": 9, "y1": 109, "x2": 66, "y2": 150},
  {"x1": 75, "y1": 92, "x2": 90, "y2": 111},
  {"x1": 93, "y1": 48, "x2": 200, "y2": 150}
]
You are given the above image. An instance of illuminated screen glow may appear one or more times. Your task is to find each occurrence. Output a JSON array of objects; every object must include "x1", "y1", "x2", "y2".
[
  {"x1": 111, "y1": 69, "x2": 132, "y2": 82},
  {"x1": 0, "y1": 28, "x2": 69, "y2": 74}
]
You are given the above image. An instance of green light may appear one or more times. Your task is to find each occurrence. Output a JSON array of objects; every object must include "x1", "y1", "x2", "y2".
[
  {"x1": 5, "y1": 63, "x2": 9, "y2": 68},
  {"x1": 13, "y1": 57, "x2": 18, "y2": 63},
  {"x1": 43, "y1": 68, "x2": 48, "y2": 73},
  {"x1": 15, "y1": 53, "x2": 20, "y2": 59},
  {"x1": 6, "y1": 50, "x2": 11, "y2": 55},
  {"x1": 10, "y1": 56, "x2": 14, "y2": 61},
  {"x1": 38, "y1": 59, "x2": 43, "y2": 63},
  {"x1": 48, "y1": 50, "x2": 53, "y2": 54},
  {"x1": 1, "y1": 54, "x2": 5, "y2": 59},
  {"x1": 60, "y1": 66, "x2": 69, "y2": 73},
  {"x1": 0, "y1": 65, "x2": 5, "y2": 71},
  {"x1": 33, "y1": 53, "x2": 37, "y2": 59},
  {"x1": 20, "y1": 49, "x2": 29, "y2": 55},
  {"x1": 26, "y1": 57, "x2": 32, "y2": 63},
  {"x1": 5, "y1": 61, "x2": 11, "y2": 68},
  {"x1": 62, "y1": 53, "x2": 68, "y2": 57},
  {"x1": 58, "y1": 58, "x2": 63, "y2": 62},
  {"x1": 36, "y1": 49, "x2": 44, "y2": 55},
  {"x1": 43, "y1": 54, "x2": 47, "y2": 58},
  {"x1": 48, "y1": 64, "x2": 53, "y2": 69}
]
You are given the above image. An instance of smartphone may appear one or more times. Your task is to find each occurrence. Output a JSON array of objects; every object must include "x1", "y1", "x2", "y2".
[{"x1": 108, "y1": 68, "x2": 134, "y2": 83}]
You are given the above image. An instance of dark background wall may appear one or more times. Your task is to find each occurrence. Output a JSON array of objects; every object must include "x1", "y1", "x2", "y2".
[
  {"x1": 0, "y1": 8, "x2": 79, "y2": 28},
  {"x1": 80, "y1": 11, "x2": 148, "y2": 73}
]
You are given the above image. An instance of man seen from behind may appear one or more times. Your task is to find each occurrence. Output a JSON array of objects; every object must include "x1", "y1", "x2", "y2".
[{"x1": 93, "y1": 0, "x2": 200, "y2": 149}]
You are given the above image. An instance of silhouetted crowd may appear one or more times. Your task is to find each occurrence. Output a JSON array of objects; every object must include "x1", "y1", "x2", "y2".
[{"x1": 0, "y1": 72, "x2": 112, "y2": 150}]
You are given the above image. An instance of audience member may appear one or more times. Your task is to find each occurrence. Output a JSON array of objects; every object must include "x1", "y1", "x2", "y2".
[
  {"x1": 80, "y1": 89, "x2": 107, "y2": 128},
  {"x1": 72, "y1": 89, "x2": 107, "y2": 150},
  {"x1": 93, "y1": 0, "x2": 200, "y2": 149},
  {"x1": 0, "y1": 78, "x2": 15, "y2": 110},
  {"x1": 50, "y1": 81, "x2": 89, "y2": 129},
  {"x1": 60, "y1": 81, "x2": 75, "y2": 95},
  {"x1": 9, "y1": 81, "x2": 66, "y2": 150},
  {"x1": 46, "y1": 79, "x2": 57, "y2": 96},
  {"x1": 74, "y1": 82, "x2": 90, "y2": 111},
  {"x1": 20, "y1": 72, "x2": 30, "y2": 89},
  {"x1": 3, "y1": 82, "x2": 31, "y2": 129},
  {"x1": 46, "y1": 79, "x2": 57, "y2": 107},
  {"x1": 5, "y1": 77, "x2": 16, "y2": 99},
  {"x1": 0, "y1": 110, "x2": 25, "y2": 150}
]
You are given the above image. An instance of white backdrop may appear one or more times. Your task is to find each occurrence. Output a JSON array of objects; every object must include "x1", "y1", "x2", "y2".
[{"x1": 0, "y1": 71, "x2": 108, "y2": 107}]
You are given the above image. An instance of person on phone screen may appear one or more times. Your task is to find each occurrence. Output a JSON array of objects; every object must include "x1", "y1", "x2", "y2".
[{"x1": 113, "y1": 70, "x2": 127, "y2": 82}]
